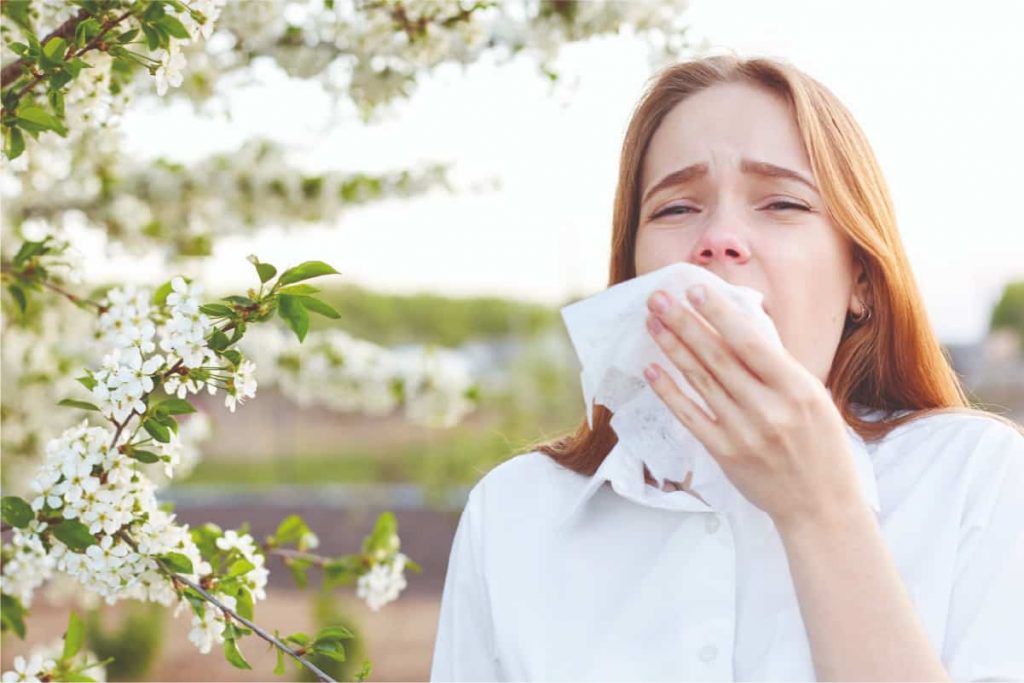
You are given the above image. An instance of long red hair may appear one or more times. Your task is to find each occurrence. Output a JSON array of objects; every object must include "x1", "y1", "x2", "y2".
[{"x1": 531, "y1": 54, "x2": 1022, "y2": 476}]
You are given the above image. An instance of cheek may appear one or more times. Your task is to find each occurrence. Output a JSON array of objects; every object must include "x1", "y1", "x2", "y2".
[
  {"x1": 767, "y1": 281, "x2": 844, "y2": 382},
  {"x1": 634, "y1": 229, "x2": 696, "y2": 274}
]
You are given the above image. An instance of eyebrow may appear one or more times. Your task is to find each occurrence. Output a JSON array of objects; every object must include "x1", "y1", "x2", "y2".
[{"x1": 641, "y1": 158, "x2": 819, "y2": 206}]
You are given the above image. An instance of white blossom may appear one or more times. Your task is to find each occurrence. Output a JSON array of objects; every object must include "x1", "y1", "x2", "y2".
[
  {"x1": 224, "y1": 358, "x2": 257, "y2": 412},
  {"x1": 154, "y1": 41, "x2": 189, "y2": 96},
  {"x1": 356, "y1": 552, "x2": 409, "y2": 612},
  {"x1": 0, "y1": 653, "x2": 55, "y2": 683}
]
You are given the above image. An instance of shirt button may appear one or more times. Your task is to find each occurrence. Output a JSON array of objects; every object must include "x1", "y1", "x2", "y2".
[
  {"x1": 698, "y1": 643, "x2": 718, "y2": 662},
  {"x1": 705, "y1": 515, "x2": 721, "y2": 534}
]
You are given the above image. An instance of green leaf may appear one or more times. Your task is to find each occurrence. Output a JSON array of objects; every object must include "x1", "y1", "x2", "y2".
[
  {"x1": 200, "y1": 303, "x2": 234, "y2": 318},
  {"x1": 159, "y1": 552, "x2": 194, "y2": 574},
  {"x1": 76, "y1": 18, "x2": 102, "y2": 46},
  {"x1": 152, "y1": 280, "x2": 173, "y2": 306},
  {"x1": 277, "y1": 294, "x2": 309, "y2": 342},
  {"x1": 1, "y1": 593, "x2": 27, "y2": 639},
  {"x1": 142, "y1": 418, "x2": 171, "y2": 443},
  {"x1": 152, "y1": 411, "x2": 179, "y2": 434},
  {"x1": 75, "y1": 374, "x2": 98, "y2": 391},
  {"x1": 1, "y1": 496, "x2": 34, "y2": 528},
  {"x1": 226, "y1": 558, "x2": 255, "y2": 578},
  {"x1": 277, "y1": 261, "x2": 340, "y2": 286},
  {"x1": 140, "y1": 22, "x2": 161, "y2": 50},
  {"x1": 7, "y1": 284, "x2": 27, "y2": 314},
  {"x1": 41, "y1": 36, "x2": 67, "y2": 63},
  {"x1": 274, "y1": 643, "x2": 285, "y2": 676},
  {"x1": 182, "y1": 588, "x2": 206, "y2": 619},
  {"x1": 190, "y1": 522, "x2": 223, "y2": 563},
  {"x1": 233, "y1": 586, "x2": 254, "y2": 621},
  {"x1": 155, "y1": 398, "x2": 196, "y2": 415},
  {"x1": 143, "y1": 0, "x2": 166, "y2": 20},
  {"x1": 246, "y1": 254, "x2": 279, "y2": 284},
  {"x1": 256, "y1": 262, "x2": 277, "y2": 283},
  {"x1": 117, "y1": 28, "x2": 139, "y2": 43},
  {"x1": 62, "y1": 610, "x2": 84, "y2": 660},
  {"x1": 285, "y1": 557, "x2": 311, "y2": 589},
  {"x1": 363, "y1": 511, "x2": 398, "y2": 555},
  {"x1": 222, "y1": 633, "x2": 252, "y2": 670},
  {"x1": 312, "y1": 640, "x2": 346, "y2": 662},
  {"x1": 277, "y1": 284, "x2": 320, "y2": 296},
  {"x1": 314, "y1": 625, "x2": 355, "y2": 643},
  {"x1": 4, "y1": 126, "x2": 25, "y2": 160},
  {"x1": 323, "y1": 556, "x2": 360, "y2": 589},
  {"x1": 283, "y1": 633, "x2": 310, "y2": 647},
  {"x1": 13, "y1": 238, "x2": 47, "y2": 266},
  {"x1": 16, "y1": 105, "x2": 68, "y2": 136},
  {"x1": 208, "y1": 327, "x2": 230, "y2": 351},
  {"x1": 297, "y1": 296, "x2": 340, "y2": 319},
  {"x1": 354, "y1": 660, "x2": 372, "y2": 682},
  {"x1": 52, "y1": 520, "x2": 98, "y2": 552},
  {"x1": 128, "y1": 449, "x2": 160, "y2": 464},
  {"x1": 274, "y1": 514, "x2": 309, "y2": 546},
  {"x1": 58, "y1": 398, "x2": 101, "y2": 412},
  {"x1": 156, "y1": 14, "x2": 191, "y2": 39}
]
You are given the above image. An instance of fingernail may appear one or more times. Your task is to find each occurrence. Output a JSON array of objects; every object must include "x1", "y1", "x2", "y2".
[
  {"x1": 649, "y1": 291, "x2": 670, "y2": 313},
  {"x1": 646, "y1": 315, "x2": 664, "y2": 334},
  {"x1": 644, "y1": 364, "x2": 660, "y2": 381},
  {"x1": 687, "y1": 284, "x2": 706, "y2": 306}
]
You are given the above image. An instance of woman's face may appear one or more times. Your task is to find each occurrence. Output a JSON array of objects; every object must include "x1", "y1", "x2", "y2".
[{"x1": 634, "y1": 81, "x2": 868, "y2": 384}]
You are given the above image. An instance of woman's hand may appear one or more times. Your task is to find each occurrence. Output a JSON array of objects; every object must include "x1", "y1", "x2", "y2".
[{"x1": 642, "y1": 283, "x2": 865, "y2": 530}]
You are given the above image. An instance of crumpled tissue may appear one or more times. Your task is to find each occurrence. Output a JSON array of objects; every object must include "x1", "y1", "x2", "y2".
[{"x1": 560, "y1": 260, "x2": 877, "y2": 511}]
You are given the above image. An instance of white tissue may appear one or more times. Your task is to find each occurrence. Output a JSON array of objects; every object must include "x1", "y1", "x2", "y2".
[{"x1": 561, "y1": 263, "x2": 780, "y2": 496}]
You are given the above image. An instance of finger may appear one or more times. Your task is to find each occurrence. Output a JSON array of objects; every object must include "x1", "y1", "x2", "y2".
[
  {"x1": 647, "y1": 290, "x2": 772, "y2": 413},
  {"x1": 643, "y1": 361, "x2": 729, "y2": 457},
  {"x1": 681, "y1": 284, "x2": 797, "y2": 389},
  {"x1": 646, "y1": 313, "x2": 745, "y2": 431}
]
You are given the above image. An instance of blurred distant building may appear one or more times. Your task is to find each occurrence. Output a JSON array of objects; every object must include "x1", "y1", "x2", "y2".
[{"x1": 944, "y1": 329, "x2": 1024, "y2": 422}]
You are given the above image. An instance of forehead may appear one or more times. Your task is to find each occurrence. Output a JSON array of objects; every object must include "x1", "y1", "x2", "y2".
[{"x1": 641, "y1": 82, "x2": 813, "y2": 187}]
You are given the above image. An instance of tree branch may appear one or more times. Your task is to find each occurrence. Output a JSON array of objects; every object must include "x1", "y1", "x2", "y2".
[
  {"x1": 0, "y1": 8, "x2": 90, "y2": 89},
  {"x1": 116, "y1": 531, "x2": 337, "y2": 682}
]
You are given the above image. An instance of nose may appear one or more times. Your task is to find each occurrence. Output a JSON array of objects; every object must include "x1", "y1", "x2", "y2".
[{"x1": 691, "y1": 219, "x2": 751, "y2": 265}]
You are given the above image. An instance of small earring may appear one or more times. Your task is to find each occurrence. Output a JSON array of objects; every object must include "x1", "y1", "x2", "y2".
[{"x1": 851, "y1": 305, "x2": 872, "y2": 324}]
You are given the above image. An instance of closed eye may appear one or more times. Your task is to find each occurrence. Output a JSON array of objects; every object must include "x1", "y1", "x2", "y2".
[{"x1": 650, "y1": 201, "x2": 810, "y2": 220}]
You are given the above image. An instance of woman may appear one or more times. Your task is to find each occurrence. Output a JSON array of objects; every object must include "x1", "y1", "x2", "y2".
[{"x1": 429, "y1": 54, "x2": 1024, "y2": 682}]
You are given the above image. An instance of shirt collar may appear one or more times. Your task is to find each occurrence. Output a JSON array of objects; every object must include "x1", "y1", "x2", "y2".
[{"x1": 556, "y1": 410, "x2": 882, "y2": 529}]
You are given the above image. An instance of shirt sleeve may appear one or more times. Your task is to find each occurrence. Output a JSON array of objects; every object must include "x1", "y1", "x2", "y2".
[
  {"x1": 942, "y1": 421, "x2": 1024, "y2": 682},
  {"x1": 430, "y1": 486, "x2": 503, "y2": 682}
]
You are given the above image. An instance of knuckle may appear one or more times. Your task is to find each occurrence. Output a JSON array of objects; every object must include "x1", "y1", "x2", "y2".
[
  {"x1": 736, "y1": 332, "x2": 762, "y2": 357},
  {"x1": 705, "y1": 343, "x2": 729, "y2": 369}
]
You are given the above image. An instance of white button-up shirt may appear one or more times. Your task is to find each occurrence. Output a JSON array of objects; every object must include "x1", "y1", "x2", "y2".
[{"x1": 429, "y1": 405, "x2": 1024, "y2": 681}]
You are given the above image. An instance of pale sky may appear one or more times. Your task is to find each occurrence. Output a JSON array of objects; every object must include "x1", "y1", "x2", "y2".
[{"x1": 105, "y1": 0, "x2": 1023, "y2": 345}]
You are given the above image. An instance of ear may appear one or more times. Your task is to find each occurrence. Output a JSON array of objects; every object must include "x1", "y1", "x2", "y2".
[{"x1": 848, "y1": 255, "x2": 871, "y2": 315}]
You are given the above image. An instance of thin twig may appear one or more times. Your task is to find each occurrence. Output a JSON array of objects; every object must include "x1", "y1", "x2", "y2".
[
  {"x1": 116, "y1": 531, "x2": 336, "y2": 682},
  {"x1": 40, "y1": 278, "x2": 105, "y2": 310},
  {"x1": 265, "y1": 546, "x2": 331, "y2": 567}
]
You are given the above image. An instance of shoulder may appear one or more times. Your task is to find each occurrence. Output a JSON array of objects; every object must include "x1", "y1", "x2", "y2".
[
  {"x1": 876, "y1": 407, "x2": 1020, "y2": 439},
  {"x1": 877, "y1": 410, "x2": 1024, "y2": 528},
  {"x1": 469, "y1": 450, "x2": 585, "y2": 499},
  {"x1": 462, "y1": 450, "x2": 588, "y2": 522}
]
